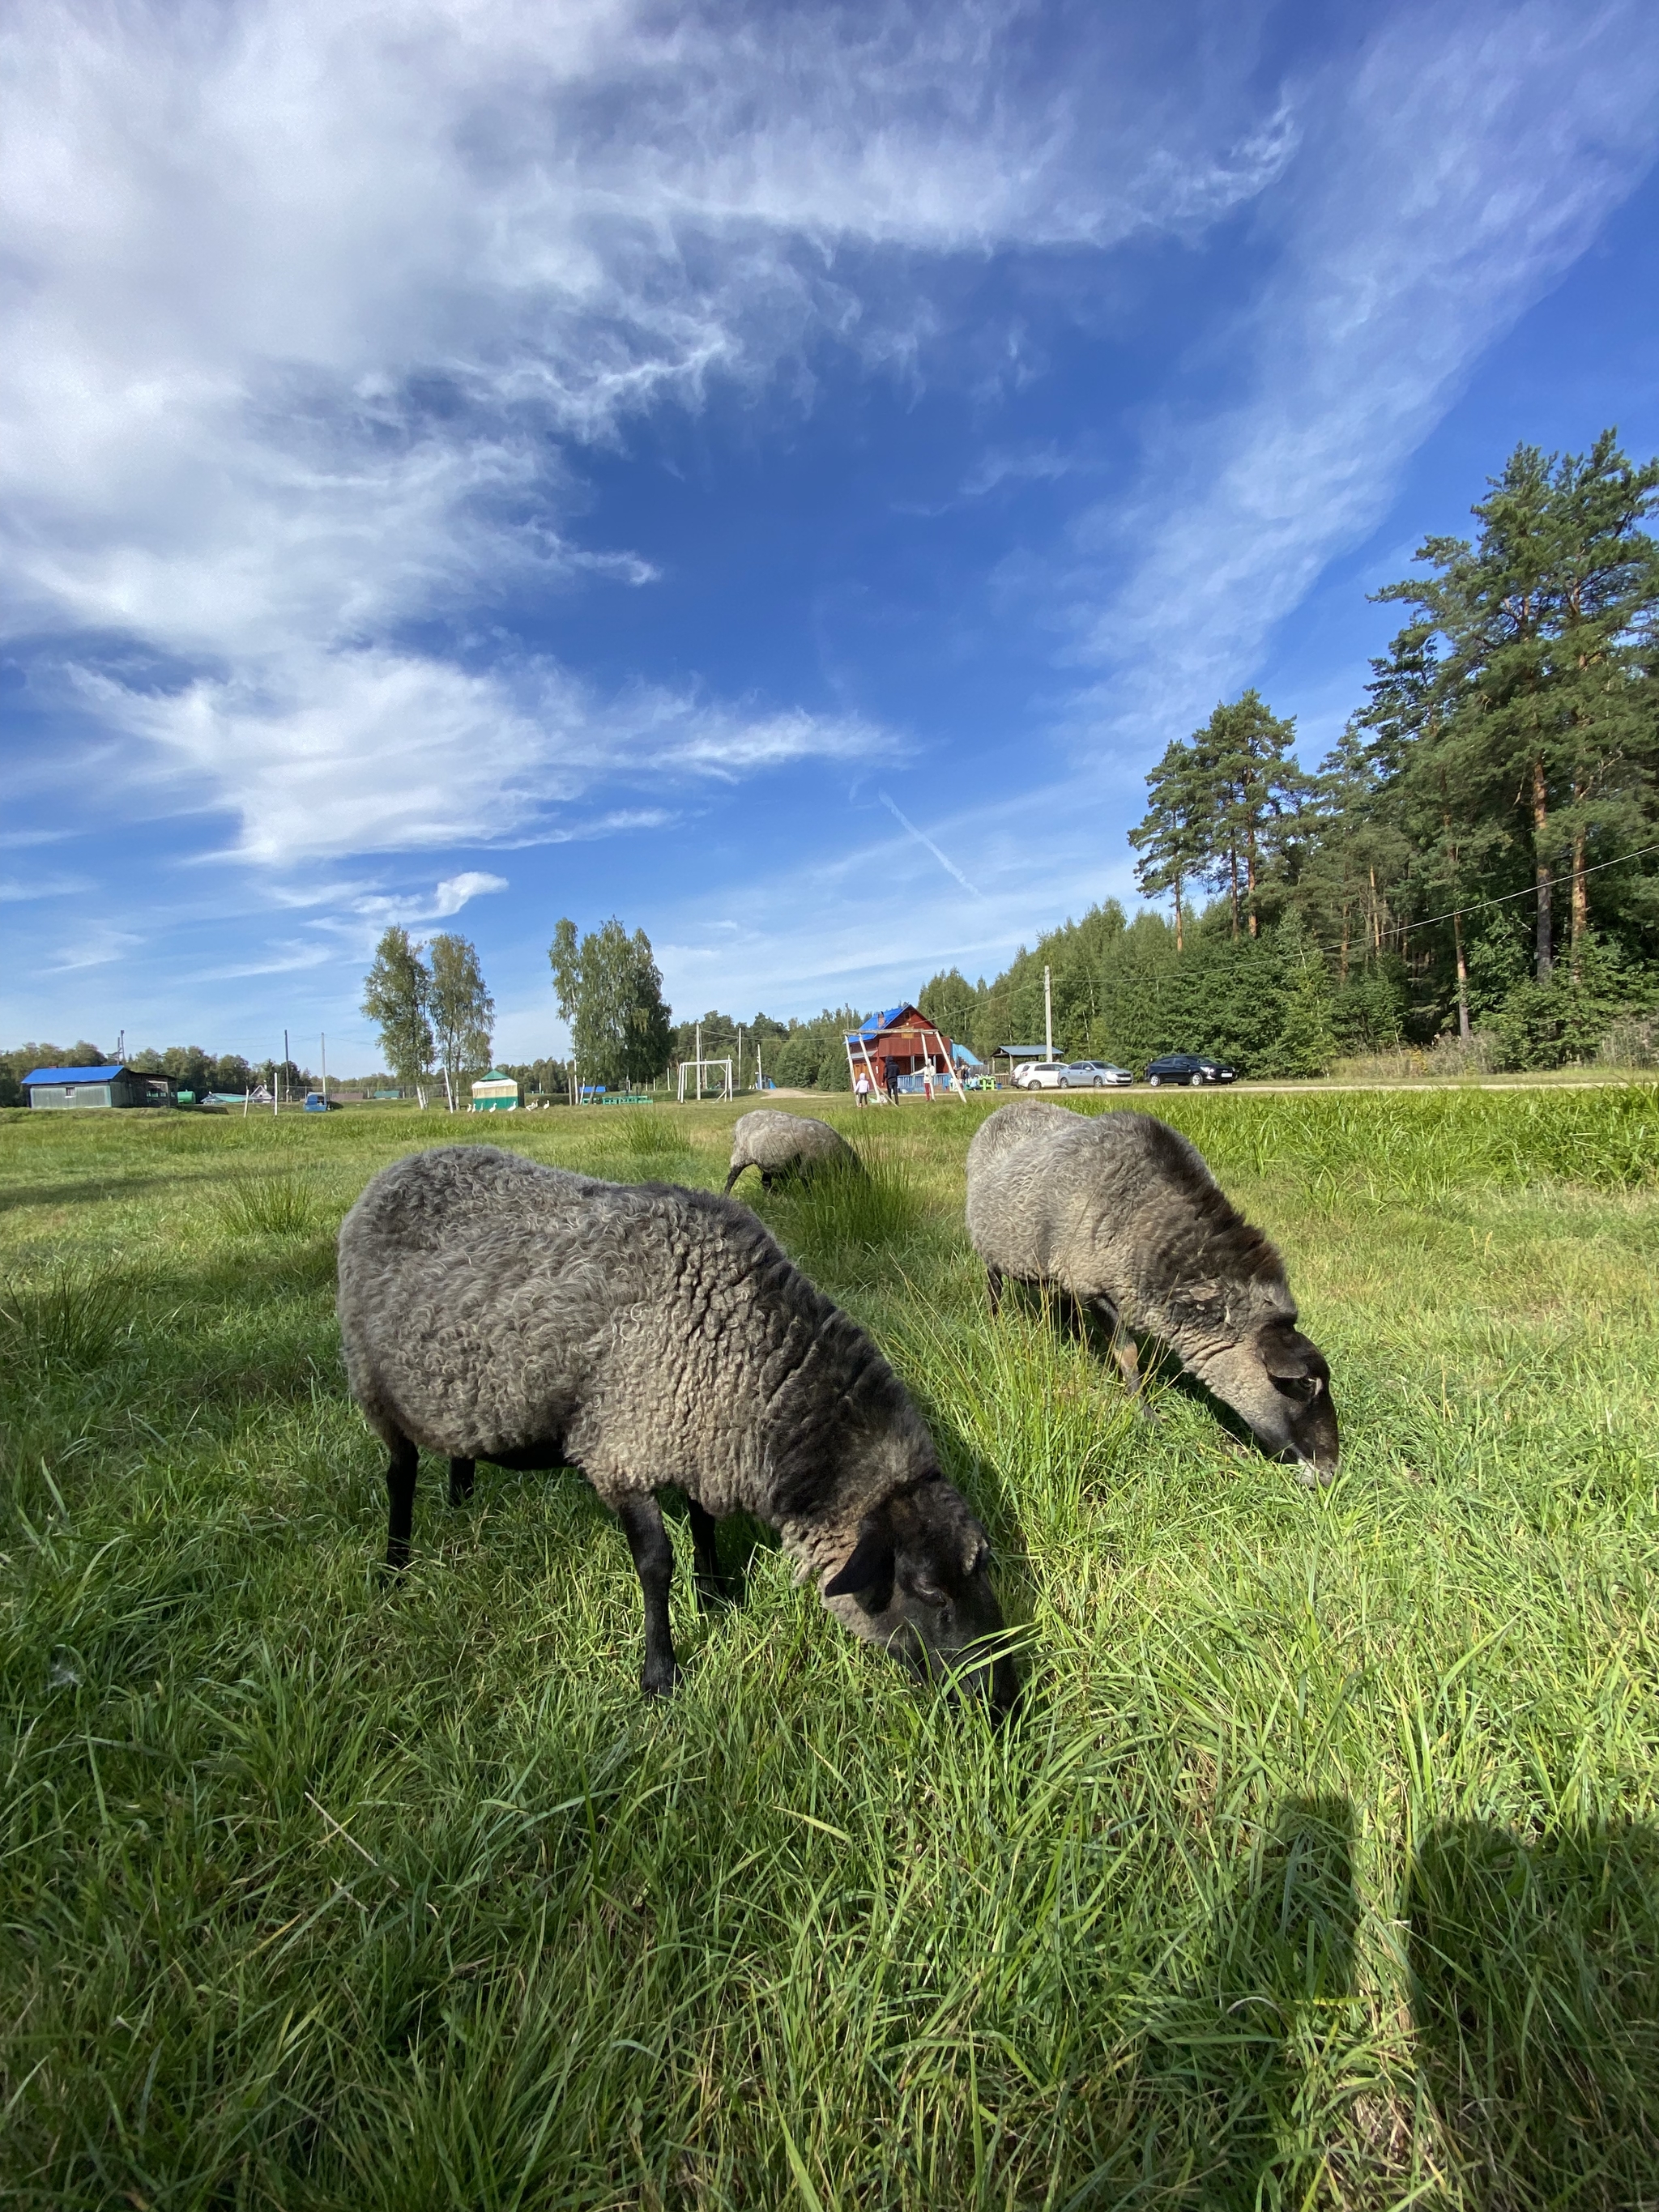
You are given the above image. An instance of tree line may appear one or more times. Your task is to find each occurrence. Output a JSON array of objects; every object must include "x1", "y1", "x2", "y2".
[{"x1": 1101, "y1": 427, "x2": 1658, "y2": 1072}]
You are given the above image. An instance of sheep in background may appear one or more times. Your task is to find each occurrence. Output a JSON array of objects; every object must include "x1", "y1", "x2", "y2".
[
  {"x1": 966, "y1": 1102, "x2": 1338, "y2": 1481},
  {"x1": 338, "y1": 1146, "x2": 1016, "y2": 1709},
  {"x1": 724, "y1": 1108, "x2": 863, "y2": 1193}
]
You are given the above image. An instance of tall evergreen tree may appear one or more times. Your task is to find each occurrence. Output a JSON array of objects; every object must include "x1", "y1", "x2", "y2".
[
  {"x1": 1320, "y1": 727, "x2": 1409, "y2": 968},
  {"x1": 1207, "y1": 691, "x2": 1309, "y2": 937},
  {"x1": 361, "y1": 926, "x2": 434, "y2": 1096},
  {"x1": 1128, "y1": 737, "x2": 1209, "y2": 950},
  {"x1": 1375, "y1": 430, "x2": 1659, "y2": 983}
]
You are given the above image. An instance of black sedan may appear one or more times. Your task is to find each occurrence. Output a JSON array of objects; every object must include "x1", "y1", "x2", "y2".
[{"x1": 1144, "y1": 1053, "x2": 1236, "y2": 1087}]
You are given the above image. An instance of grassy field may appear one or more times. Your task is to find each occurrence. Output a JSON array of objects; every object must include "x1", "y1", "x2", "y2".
[{"x1": 2, "y1": 1087, "x2": 1658, "y2": 2210}]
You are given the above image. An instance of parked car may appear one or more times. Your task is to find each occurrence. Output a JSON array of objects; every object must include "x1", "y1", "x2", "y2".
[
  {"x1": 1012, "y1": 1061, "x2": 1066, "y2": 1089},
  {"x1": 1144, "y1": 1054, "x2": 1236, "y2": 1087},
  {"x1": 1056, "y1": 1059, "x2": 1134, "y2": 1089}
]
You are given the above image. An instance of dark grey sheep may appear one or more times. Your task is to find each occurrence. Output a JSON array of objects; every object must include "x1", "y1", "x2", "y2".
[
  {"x1": 338, "y1": 1145, "x2": 1016, "y2": 1707},
  {"x1": 966, "y1": 1103, "x2": 1338, "y2": 1480},
  {"x1": 724, "y1": 1109, "x2": 862, "y2": 1193}
]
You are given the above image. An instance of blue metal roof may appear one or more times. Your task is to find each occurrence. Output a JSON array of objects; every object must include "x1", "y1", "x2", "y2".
[
  {"x1": 22, "y1": 1064, "x2": 135, "y2": 1085},
  {"x1": 848, "y1": 1006, "x2": 911, "y2": 1038}
]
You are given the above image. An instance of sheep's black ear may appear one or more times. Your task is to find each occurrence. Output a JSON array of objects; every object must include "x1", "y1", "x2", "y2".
[{"x1": 825, "y1": 1524, "x2": 893, "y2": 1599}]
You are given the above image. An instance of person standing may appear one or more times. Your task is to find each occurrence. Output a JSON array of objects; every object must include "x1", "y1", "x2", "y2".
[
  {"x1": 883, "y1": 1058, "x2": 898, "y2": 1105},
  {"x1": 922, "y1": 1061, "x2": 935, "y2": 1102},
  {"x1": 855, "y1": 1067, "x2": 872, "y2": 1107}
]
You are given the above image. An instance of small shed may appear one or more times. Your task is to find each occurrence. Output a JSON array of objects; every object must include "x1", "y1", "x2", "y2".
[
  {"x1": 844, "y1": 1007, "x2": 965, "y2": 1100},
  {"x1": 470, "y1": 1070, "x2": 520, "y2": 1113},
  {"x1": 23, "y1": 1064, "x2": 176, "y2": 1110}
]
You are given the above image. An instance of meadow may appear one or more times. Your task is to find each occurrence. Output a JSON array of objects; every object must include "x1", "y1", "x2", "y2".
[{"x1": 2, "y1": 1085, "x2": 1657, "y2": 2210}]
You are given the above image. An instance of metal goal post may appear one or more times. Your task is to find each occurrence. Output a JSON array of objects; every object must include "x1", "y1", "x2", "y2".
[{"x1": 677, "y1": 1056, "x2": 734, "y2": 1103}]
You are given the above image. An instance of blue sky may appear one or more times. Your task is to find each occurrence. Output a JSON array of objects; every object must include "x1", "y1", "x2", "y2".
[{"x1": 5, "y1": 0, "x2": 1659, "y2": 1070}]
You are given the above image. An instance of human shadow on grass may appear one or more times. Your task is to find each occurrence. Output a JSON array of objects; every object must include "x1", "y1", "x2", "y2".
[
  {"x1": 1132, "y1": 1795, "x2": 1361, "y2": 2209},
  {"x1": 1406, "y1": 1818, "x2": 1659, "y2": 2208}
]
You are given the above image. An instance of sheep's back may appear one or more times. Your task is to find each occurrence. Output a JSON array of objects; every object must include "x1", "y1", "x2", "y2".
[
  {"x1": 336, "y1": 1146, "x2": 890, "y2": 1517},
  {"x1": 966, "y1": 1107, "x2": 1269, "y2": 1320},
  {"x1": 338, "y1": 1147, "x2": 643, "y2": 1456},
  {"x1": 731, "y1": 1110, "x2": 851, "y2": 1170}
]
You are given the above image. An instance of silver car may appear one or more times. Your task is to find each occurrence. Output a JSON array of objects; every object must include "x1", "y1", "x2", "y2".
[{"x1": 1058, "y1": 1059, "x2": 1133, "y2": 1089}]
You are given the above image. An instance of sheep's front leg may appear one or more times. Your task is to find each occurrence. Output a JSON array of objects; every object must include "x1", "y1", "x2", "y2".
[
  {"x1": 385, "y1": 1431, "x2": 418, "y2": 1573},
  {"x1": 617, "y1": 1494, "x2": 680, "y2": 1697},
  {"x1": 1098, "y1": 1300, "x2": 1147, "y2": 1408},
  {"x1": 448, "y1": 1456, "x2": 476, "y2": 1508},
  {"x1": 686, "y1": 1498, "x2": 731, "y2": 1612},
  {"x1": 987, "y1": 1264, "x2": 1004, "y2": 1319}
]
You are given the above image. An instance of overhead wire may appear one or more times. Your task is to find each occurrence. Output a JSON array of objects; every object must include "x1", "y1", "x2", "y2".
[{"x1": 1387, "y1": 837, "x2": 1659, "y2": 940}]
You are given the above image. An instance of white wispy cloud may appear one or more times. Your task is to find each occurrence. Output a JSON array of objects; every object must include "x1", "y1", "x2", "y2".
[
  {"x1": 1062, "y1": 0, "x2": 1659, "y2": 744},
  {"x1": 73, "y1": 649, "x2": 889, "y2": 863},
  {"x1": 1, "y1": 0, "x2": 1294, "y2": 872}
]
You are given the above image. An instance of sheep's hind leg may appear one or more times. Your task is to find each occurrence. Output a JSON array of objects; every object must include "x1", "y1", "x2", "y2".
[
  {"x1": 685, "y1": 1498, "x2": 731, "y2": 1611},
  {"x1": 987, "y1": 1264, "x2": 1004, "y2": 1319},
  {"x1": 385, "y1": 1431, "x2": 418, "y2": 1574},
  {"x1": 617, "y1": 1494, "x2": 680, "y2": 1697},
  {"x1": 448, "y1": 1457, "x2": 476, "y2": 1508}
]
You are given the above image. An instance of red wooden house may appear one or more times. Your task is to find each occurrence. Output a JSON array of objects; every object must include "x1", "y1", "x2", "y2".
[{"x1": 843, "y1": 1006, "x2": 966, "y2": 1098}]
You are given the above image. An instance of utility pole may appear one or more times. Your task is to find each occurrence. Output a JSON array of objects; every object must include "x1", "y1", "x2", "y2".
[
  {"x1": 116, "y1": 1027, "x2": 126, "y2": 1062},
  {"x1": 320, "y1": 1032, "x2": 328, "y2": 1102},
  {"x1": 1043, "y1": 966, "x2": 1053, "y2": 1063},
  {"x1": 737, "y1": 1025, "x2": 744, "y2": 1093},
  {"x1": 695, "y1": 1021, "x2": 702, "y2": 1102},
  {"x1": 279, "y1": 1027, "x2": 288, "y2": 1116}
]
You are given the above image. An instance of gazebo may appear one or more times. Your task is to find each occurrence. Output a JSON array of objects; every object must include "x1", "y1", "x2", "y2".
[
  {"x1": 470, "y1": 1070, "x2": 520, "y2": 1112},
  {"x1": 843, "y1": 1006, "x2": 966, "y2": 1101}
]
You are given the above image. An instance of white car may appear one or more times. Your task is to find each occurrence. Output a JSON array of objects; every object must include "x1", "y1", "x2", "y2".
[
  {"x1": 1057, "y1": 1059, "x2": 1134, "y2": 1089},
  {"x1": 1012, "y1": 1060, "x2": 1066, "y2": 1089}
]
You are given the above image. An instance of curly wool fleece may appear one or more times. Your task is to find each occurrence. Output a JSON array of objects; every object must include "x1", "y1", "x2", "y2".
[{"x1": 337, "y1": 1144, "x2": 975, "y2": 1587}]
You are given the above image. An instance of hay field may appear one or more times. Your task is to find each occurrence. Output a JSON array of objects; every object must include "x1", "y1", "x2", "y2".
[{"x1": 2, "y1": 1087, "x2": 1657, "y2": 2209}]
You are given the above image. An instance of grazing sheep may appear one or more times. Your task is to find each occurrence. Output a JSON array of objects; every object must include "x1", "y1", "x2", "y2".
[
  {"x1": 724, "y1": 1109, "x2": 862, "y2": 1193},
  {"x1": 966, "y1": 1103, "x2": 1338, "y2": 1480},
  {"x1": 338, "y1": 1146, "x2": 1016, "y2": 1707}
]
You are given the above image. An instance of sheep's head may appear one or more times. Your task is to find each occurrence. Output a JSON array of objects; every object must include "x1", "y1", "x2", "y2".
[
  {"x1": 1204, "y1": 1318, "x2": 1339, "y2": 1482},
  {"x1": 821, "y1": 1480, "x2": 1019, "y2": 1717}
]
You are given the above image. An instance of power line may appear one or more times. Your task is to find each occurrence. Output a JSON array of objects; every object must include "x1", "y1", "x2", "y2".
[{"x1": 1389, "y1": 837, "x2": 1659, "y2": 940}]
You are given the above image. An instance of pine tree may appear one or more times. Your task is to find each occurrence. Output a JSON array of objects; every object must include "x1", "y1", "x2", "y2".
[
  {"x1": 1207, "y1": 691, "x2": 1310, "y2": 937},
  {"x1": 1129, "y1": 739, "x2": 1209, "y2": 951},
  {"x1": 1375, "y1": 430, "x2": 1659, "y2": 984},
  {"x1": 1298, "y1": 722, "x2": 1410, "y2": 986}
]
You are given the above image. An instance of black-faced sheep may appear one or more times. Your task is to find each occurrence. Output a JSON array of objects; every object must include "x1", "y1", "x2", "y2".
[
  {"x1": 723, "y1": 1109, "x2": 862, "y2": 1193},
  {"x1": 338, "y1": 1146, "x2": 1017, "y2": 1707},
  {"x1": 966, "y1": 1103, "x2": 1338, "y2": 1480}
]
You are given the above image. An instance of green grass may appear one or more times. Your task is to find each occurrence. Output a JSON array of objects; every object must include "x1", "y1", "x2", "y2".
[{"x1": 2, "y1": 1089, "x2": 1657, "y2": 2208}]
